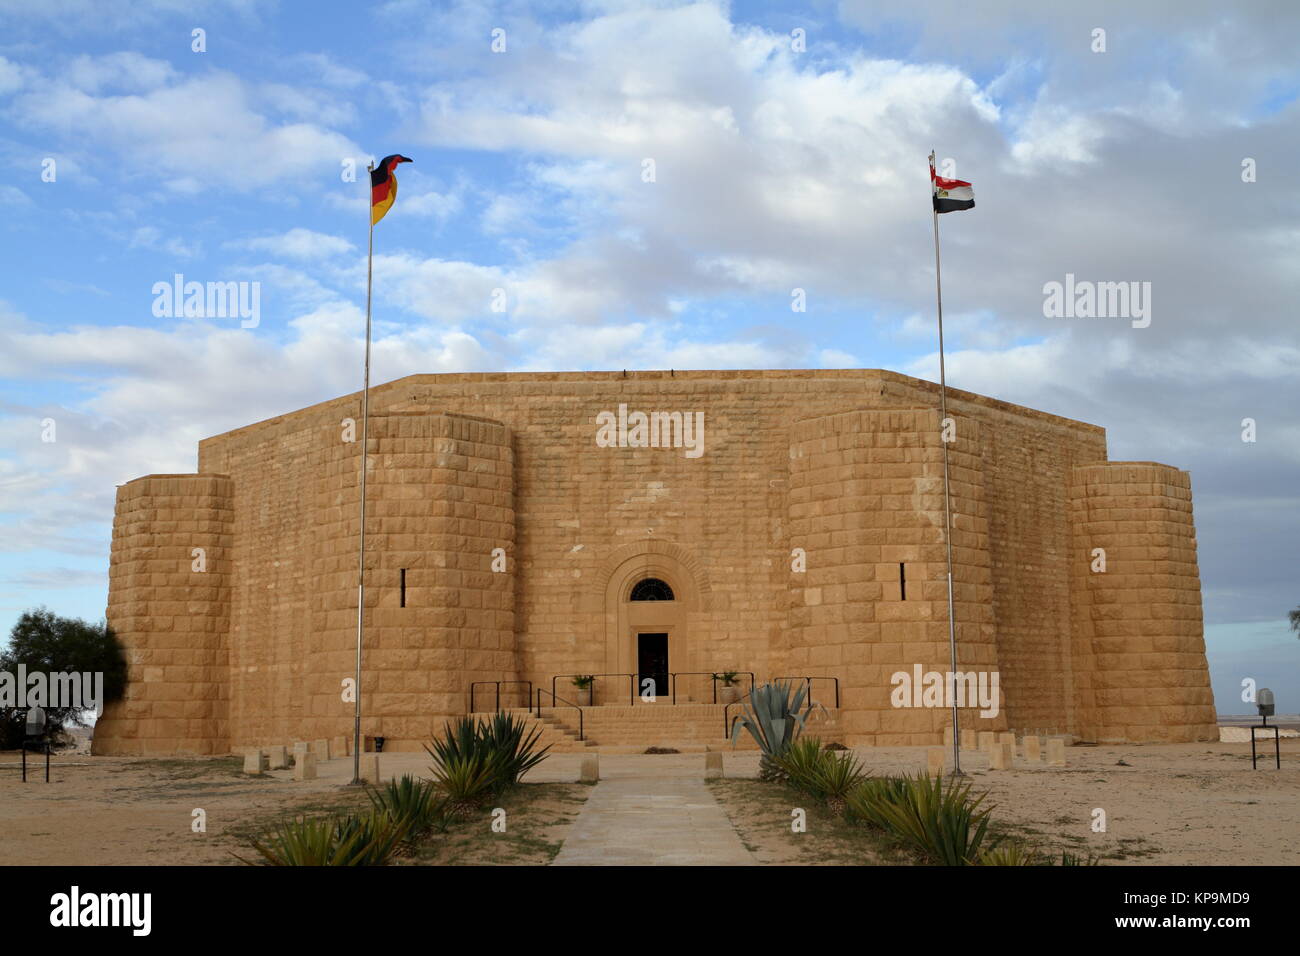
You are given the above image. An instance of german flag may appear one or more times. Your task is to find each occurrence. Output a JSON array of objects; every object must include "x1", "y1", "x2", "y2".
[{"x1": 370, "y1": 154, "x2": 413, "y2": 226}]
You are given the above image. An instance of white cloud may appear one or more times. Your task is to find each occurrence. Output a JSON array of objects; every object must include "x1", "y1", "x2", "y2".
[{"x1": 232, "y1": 228, "x2": 355, "y2": 260}]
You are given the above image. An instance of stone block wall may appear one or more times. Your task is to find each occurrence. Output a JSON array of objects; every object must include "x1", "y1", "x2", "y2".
[
  {"x1": 93, "y1": 475, "x2": 233, "y2": 754},
  {"x1": 94, "y1": 370, "x2": 1216, "y2": 753},
  {"x1": 786, "y1": 408, "x2": 1006, "y2": 745},
  {"x1": 1068, "y1": 462, "x2": 1218, "y2": 742}
]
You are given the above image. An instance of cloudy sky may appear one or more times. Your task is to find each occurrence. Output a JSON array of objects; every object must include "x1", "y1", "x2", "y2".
[{"x1": 1, "y1": 0, "x2": 1296, "y2": 713}]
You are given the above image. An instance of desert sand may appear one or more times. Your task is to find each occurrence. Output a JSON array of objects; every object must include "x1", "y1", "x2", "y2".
[{"x1": 1, "y1": 737, "x2": 1297, "y2": 866}]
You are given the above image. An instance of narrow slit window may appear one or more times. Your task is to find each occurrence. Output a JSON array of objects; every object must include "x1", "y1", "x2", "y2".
[
  {"x1": 400, "y1": 568, "x2": 407, "y2": 607},
  {"x1": 899, "y1": 563, "x2": 906, "y2": 601}
]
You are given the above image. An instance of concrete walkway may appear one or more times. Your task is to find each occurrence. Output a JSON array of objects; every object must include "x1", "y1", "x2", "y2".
[{"x1": 551, "y1": 775, "x2": 755, "y2": 866}]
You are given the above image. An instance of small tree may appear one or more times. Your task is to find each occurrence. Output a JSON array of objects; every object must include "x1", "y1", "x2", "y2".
[
  {"x1": 0, "y1": 608, "x2": 127, "y2": 750},
  {"x1": 1291, "y1": 606, "x2": 1300, "y2": 638}
]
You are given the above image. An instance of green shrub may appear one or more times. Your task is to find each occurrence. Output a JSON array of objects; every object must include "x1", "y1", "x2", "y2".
[
  {"x1": 430, "y1": 752, "x2": 498, "y2": 818},
  {"x1": 845, "y1": 776, "x2": 912, "y2": 829},
  {"x1": 979, "y1": 840, "x2": 1040, "y2": 866},
  {"x1": 369, "y1": 774, "x2": 449, "y2": 837},
  {"x1": 425, "y1": 713, "x2": 551, "y2": 798},
  {"x1": 241, "y1": 810, "x2": 408, "y2": 866},
  {"x1": 481, "y1": 711, "x2": 551, "y2": 788},
  {"x1": 772, "y1": 736, "x2": 827, "y2": 792},
  {"x1": 845, "y1": 772, "x2": 998, "y2": 865},
  {"x1": 811, "y1": 749, "x2": 867, "y2": 814}
]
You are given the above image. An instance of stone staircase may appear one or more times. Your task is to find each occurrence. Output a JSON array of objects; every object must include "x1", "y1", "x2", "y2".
[{"x1": 472, "y1": 703, "x2": 843, "y2": 754}]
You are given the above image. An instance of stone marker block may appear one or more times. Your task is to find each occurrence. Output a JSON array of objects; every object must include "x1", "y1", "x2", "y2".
[
  {"x1": 265, "y1": 745, "x2": 288, "y2": 770},
  {"x1": 927, "y1": 747, "x2": 945, "y2": 777},
  {"x1": 960, "y1": 729, "x2": 975, "y2": 751},
  {"x1": 335, "y1": 735, "x2": 349, "y2": 758},
  {"x1": 1024, "y1": 736, "x2": 1042, "y2": 762},
  {"x1": 977, "y1": 731, "x2": 995, "y2": 753},
  {"x1": 293, "y1": 752, "x2": 317, "y2": 781},
  {"x1": 1047, "y1": 738, "x2": 1066, "y2": 767},
  {"x1": 704, "y1": 751, "x2": 723, "y2": 780},
  {"x1": 989, "y1": 741, "x2": 1012, "y2": 770},
  {"x1": 579, "y1": 754, "x2": 599, "y2": 783},
  {"x1": 311, "y1": 738, "x2": 330, "y2": 761},
  {"x1": 998, "y1": 732, "x2": 1016, "y2": 756},
  {"x1": 360, "y1": 754, "x2": 381, "y2": 783},
  {"x1": 292, "y1": 740, "x2": 309, "y2": 756},
  {"x1": 942, "y1": 726, "x2": 953, "y2": 748},
  {"x1": 242, "y1": 749, "x2": 266, "y2": 774}
]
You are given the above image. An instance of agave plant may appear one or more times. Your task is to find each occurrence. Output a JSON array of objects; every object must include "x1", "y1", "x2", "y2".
[
  {"x1": 369, "y1": 774, "x2": 449, "y2": 855},
  {"x1": 845, "y1": 776, "x2": 913, "y2": 829},
  {"x1": 241, "y1": 810, "x2": 408, "y2": 866},
  {"x1": 429, "y1": 752, "x2": 498, "y2": 818},
  {"x1": 729, "y1": 679, "x2": 818, "y2": 781},
  {"x1": 847, "y1": 772, "x2": 999, "y2": 866},
  {"x1": 811, "y1": 749, "x2": 868, "y2": 816},
  {"x1": 978, "y1": 840, "x2": 1040, "y2": 866},
  {"x1": 425, "y1": 713, "x2": 551, "y2": 799},
  {"x1": 772, "y1": 736, "x2": 827, "y2": 792},
  {"x1": 481, "y1": 711, "x2": 551, "y2": 788}
]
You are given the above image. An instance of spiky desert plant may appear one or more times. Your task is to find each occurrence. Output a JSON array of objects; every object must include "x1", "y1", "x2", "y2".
[
  {"x1": 849, "y1": 772, "x2": 998, "y2": 866},
  {"x1": 426, "y1": 715, "x2": 485, "y2": 767},
  {"x1": 978, "y1": 840, "x2": 1041, "y2": 866},
  {"x1": 729, "y1": 679, "x2": 818, "y2": 781},
  {"x1": 772, "y1": 736, "x2": 827, "y2": 793},
  {"x1": 845, "y1": 776, "x2": 912, "y2": 829},
  {"x1": 240, "y1": 811, "x2": 408, "y2": 866},
  {"x1": 429, "y1": 751, "x2": 498, "y2": 819},
  {"x1": 331, "y1": 809, "x2": 412, "y2": 866},
  {"x1": 811, "y1": 748, "x2": 868, "y2": 816},
  {"x1": 369, "y1": 774, "x2": 449, "y2": 855},
  {"x1": 481, "y1": 711, "x2": 551, "y2": 788}
]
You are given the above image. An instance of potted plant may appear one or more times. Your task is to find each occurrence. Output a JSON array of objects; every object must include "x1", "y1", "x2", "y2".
[
  {"x1": 571, "y1": 675, "x2": 594, "y2": 707},
  {"x1": 713, "y1": 671, "x2": 742, "y2": 705}
]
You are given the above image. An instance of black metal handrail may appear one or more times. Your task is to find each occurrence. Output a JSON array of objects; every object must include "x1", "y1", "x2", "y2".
[
  {"x1": 535, "y1": 688, "x2": 585, "y2": 741},
  {"x1": 723, "y1": 686, "x2": 759, "y2": 738},
  {"x1": 469, "y1": 680, "x2": 533, "y2": 714},
  {"x1": 551, "y1": 673, "x2": 635, "y2": 707},
  {"x1": 669, "y1": 671, "x2": 755, "y2": 704},
  {"x1": 772, "y1": 675, "x2": 840, "y2": 708}
]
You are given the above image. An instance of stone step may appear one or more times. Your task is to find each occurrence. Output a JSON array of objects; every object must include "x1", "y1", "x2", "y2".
[{"x1": 470, "y1": 706, "x2": 841, "y2": 753}]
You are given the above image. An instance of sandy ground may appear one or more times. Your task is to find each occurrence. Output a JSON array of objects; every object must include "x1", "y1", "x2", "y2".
[{"x1": 2, "y1": 738, "x2": 1297, "y2": 865}]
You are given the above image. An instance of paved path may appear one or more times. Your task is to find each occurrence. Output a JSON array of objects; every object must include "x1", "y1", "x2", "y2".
[{"x1": 551, "y1": 776, "x2": 755, "y2": 866}]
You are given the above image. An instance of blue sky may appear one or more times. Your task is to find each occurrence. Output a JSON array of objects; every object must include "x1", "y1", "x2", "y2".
[{"x1": 1, "y1": 0, "x2": 1297, "y2": 714}]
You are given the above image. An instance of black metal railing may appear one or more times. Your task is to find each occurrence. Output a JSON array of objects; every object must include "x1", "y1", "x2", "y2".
[
  {"x1": 469, "y1": 680, "x2": 533, "y2": 714},
  {"x1": 551, "y1": 673, "x2": 635, "y2": 707},
  {"x1": 669, "y1": 671, "x2": 755, "y2": 704},
  {"x1": 534, "y1": 688, "x2": 585, "y2": 741},
  {"x1": 772, "y1": 675, "x2": 840, "y2": 709},
  {"x1": 723, "y1": 686, "x2": 758, "y2": 739}
]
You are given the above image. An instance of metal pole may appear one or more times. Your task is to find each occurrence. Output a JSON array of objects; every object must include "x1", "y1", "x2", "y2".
[
  {"x1": 931, "y1": 152, "x2": 963, "y2": 777},
  {"x1": 351, "y1": 163, "x2": 376, "y2": 787}
]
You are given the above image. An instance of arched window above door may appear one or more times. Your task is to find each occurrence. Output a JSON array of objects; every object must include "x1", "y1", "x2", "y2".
[{"x1": 629, "y1": 577, "x2": 674, "y2": 601}]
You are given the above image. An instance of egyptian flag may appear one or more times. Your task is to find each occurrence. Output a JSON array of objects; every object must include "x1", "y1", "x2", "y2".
[
  {"x1": 930, "y1": 152, "x2": 974, "y2": 213},
  {"x1": 370, "y1": 154, "x2": 413, "y2": 225}
]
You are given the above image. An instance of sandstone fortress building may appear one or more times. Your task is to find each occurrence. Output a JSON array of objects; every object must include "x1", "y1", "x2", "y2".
[{"x1": 93, "y1": 369, "x2": 1218, "y2": 755}]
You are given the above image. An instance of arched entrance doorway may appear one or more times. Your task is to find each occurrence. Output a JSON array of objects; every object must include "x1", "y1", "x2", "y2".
[{"x1": 602, "y1": 546, "x2": 699, "y2": 702}]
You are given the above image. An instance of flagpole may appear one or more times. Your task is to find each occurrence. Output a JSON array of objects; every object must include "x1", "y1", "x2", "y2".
[
  {"x1": 930, "y1": 151, "x2": 963, "y2": 777},
  {"x1": 351, "y1": 162, "x2": 376, "y2": 787}
]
